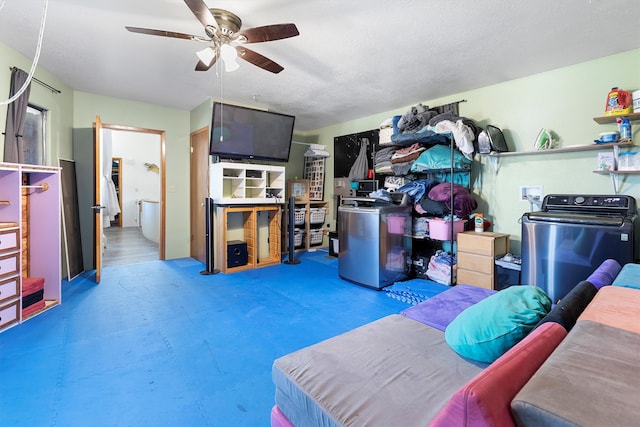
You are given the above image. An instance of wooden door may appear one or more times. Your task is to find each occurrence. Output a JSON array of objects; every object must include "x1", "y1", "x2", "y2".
[
  {"x1": 93, "y1": 116, "x2": 103, "y2": 283},
  {"x1": 190, "y1": 126, "x2": 209, "y2": 263}
]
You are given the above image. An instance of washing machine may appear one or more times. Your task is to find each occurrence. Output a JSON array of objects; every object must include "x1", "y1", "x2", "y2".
[
  {"x1": 521, "y1": 194, "x2": 637, "y2": 302},
  {"x1": 338, "y1": 192, "x2": 412, "y2": 289}
]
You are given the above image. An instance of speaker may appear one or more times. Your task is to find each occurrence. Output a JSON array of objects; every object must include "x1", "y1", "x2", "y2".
[
  {"x1": 227, "y1": 240, "x2": 248, "y2": 268},
  {"x1": 200, "y1": 197, "x2": 219, "y2": 275}
]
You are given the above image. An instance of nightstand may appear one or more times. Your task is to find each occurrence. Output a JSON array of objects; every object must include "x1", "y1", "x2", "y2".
[{"x1": 457, "y1": 231, "x2": 510, "y2": 289}]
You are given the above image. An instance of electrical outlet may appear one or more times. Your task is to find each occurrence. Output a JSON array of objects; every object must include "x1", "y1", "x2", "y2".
[{"x1": 520, "y1": 185, "x2": 543, "y2": 202}]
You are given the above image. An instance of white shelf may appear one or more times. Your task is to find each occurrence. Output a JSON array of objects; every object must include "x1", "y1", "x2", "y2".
[
  {"x1": 209, "y1": 162, "x2": 286, "y2": 204},
  {"x1": 480, "y1": 141, "x2": 634, "y2": 157}
]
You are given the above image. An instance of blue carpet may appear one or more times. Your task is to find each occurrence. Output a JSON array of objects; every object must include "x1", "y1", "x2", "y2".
[{"x1": 0, "y1": 252, "x2": 448, "y2": 427}]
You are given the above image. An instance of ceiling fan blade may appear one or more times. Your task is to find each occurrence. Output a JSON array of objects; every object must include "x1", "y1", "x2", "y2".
[
  {"x1": 126, "y1": 26, "x2": 202, "y2": 41},
  {"x1": 236, "y1": 46, "x2": 284, "y2": 74},
  {"x1": 195, "y1": 56, "x2": 218, "y2": 71},
  {"x1": 234, "y1": 23, "x2": 299, "y2": 44},
  {"x1": 184, "y1": 0, "x2": 218, "y2": 31}
]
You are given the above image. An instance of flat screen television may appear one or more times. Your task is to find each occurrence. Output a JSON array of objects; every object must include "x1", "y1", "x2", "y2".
[{"x1": 209, "y1": 102, "x2": 295, "y2": 163}]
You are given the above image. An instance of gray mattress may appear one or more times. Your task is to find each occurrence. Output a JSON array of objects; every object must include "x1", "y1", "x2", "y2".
[
  {"x1": 512, "y1": 320, "x2": 640, "y2": 427},
  {"x1": 272, "y1": 314, "x2": 487, "y2": 427}
]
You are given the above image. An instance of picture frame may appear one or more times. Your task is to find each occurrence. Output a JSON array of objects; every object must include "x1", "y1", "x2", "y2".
[{"x1": 288, "y1": 179, "x2": 309, "y2": 202}]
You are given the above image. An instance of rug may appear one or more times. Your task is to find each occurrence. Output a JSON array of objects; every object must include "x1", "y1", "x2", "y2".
[{"x1": 383, "y1": 278, "x2": 450, "y2": 305}]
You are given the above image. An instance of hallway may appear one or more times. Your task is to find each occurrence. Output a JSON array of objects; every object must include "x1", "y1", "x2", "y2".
[{"x1": 103, "y1": 226, "x2": 159, "y2": 267}]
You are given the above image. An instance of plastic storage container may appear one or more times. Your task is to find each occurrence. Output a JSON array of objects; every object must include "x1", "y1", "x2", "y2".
[
  {"x1": 293, "y1": 208, "x2": 306, "y2": 225},
  {"x1": 618, "y1": 152, "x2": 638, "y2": 171},
  {"x1": 633, "y1": 90, "x2": 640, "y2": 113},
  {"x1": 309, "y1": 229, "x2": 324, "y2": 246},
  {"x1": 309, "y1": 207, "x2": 326, "y2": 225},
  {"x1": 428, "y1": 218, "x2": 466, "y2": 240},
  {"x1": 294, "y1": 229, "x2": 305, "y2": 248},
  {"x1": 387, "y1": 215, "x2": 407, "y2": 234}
]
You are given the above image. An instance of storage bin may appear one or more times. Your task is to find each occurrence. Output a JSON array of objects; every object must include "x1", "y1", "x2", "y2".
[
  {"x1": 309, "y1": 228, "x2": 324, "y2": 246},
  {"x1": 294, "y1": 208, "x2": 306, "y2": 225},
  {"x1": 294, "y1": 229, "x2": 305, "y2": 248},
  {"x1": 618, "y1": 152, "x2": 639, "y2": 171},
  {"x1": 428, "y1": 218, "x2": 467, "y2": 241},
  {"x1": 387, "y1": 215, "x2": 406, "y2": 234},
  {"x1": 309, "y1": 207, "x2": 326, "y2": 225}
]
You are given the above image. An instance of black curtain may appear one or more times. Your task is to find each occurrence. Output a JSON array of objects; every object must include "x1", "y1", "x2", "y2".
[{"x1": 3, "y1": 68, "x2": 31, "y2": 163}]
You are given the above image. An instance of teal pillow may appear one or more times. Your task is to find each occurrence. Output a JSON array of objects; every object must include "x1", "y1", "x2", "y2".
[{"x1": 445, "y1": 285, "x2": 552, "y2": 363}]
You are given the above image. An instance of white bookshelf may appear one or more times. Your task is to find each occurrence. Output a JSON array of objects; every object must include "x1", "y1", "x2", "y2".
[{"x1": 209, "y1": 162, "x2": 286, "y2": 204}]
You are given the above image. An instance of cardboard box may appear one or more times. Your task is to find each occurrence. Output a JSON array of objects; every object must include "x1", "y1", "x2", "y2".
[{"x1": 597, "y1": 152, "x2": 615, "y2": 171}]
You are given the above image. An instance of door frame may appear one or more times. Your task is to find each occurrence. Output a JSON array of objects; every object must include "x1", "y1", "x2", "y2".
[
  {"x1": 190, "y1": 125, "x2": 210, "y2": 263},
  {"x1": 100, "y1": 123, "x2": 167, "y2": 260}
]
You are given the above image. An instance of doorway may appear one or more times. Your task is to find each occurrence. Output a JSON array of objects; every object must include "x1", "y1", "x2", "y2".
[
  {"x1": 190, "y1": 126, "x2": 210, "y2": 264},
  {"x1": 102, "y1": 125, "x2": 166, "y2": 267}
]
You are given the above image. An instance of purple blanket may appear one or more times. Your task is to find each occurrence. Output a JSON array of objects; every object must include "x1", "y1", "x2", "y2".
[{"x1": 401, "y1": 284, "x2": 496, "y2": 331}]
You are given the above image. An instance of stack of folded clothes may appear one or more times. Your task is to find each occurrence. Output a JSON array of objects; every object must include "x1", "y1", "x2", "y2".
[{"x1": 22, "y1": 277, "x2": 45, "y2": 318}]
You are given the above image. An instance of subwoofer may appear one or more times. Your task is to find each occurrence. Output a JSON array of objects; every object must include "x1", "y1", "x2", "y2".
[{"x1": 227, "y1": 240, "x2": 248, "y2": 268}]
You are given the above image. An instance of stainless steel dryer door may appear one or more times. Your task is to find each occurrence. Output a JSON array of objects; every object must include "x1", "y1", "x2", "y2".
[{"x1": 521, "y1": 213, "x2": 634, "y2": 302}]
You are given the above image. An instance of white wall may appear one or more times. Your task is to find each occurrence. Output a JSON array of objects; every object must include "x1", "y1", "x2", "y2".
[{"x1": 110, "y1": 129, "x2": 161, "y2": 228}]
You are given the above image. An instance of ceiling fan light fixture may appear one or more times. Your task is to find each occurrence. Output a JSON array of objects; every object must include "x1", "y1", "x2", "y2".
[
  {"x1": 220, "y1": 43, "x2": 240, "y2": 72},
  {"x1": 196, "y1": 46, "x2": 217, "y2": 66}
]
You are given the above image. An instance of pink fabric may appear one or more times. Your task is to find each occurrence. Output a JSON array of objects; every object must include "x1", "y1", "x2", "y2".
[
  {"x1": 22, "y1": 299, "x2": 46, "y2": 318},
  {"x1": 428, "y1": 322, "x2": 567, "y2": 427},
  {"x1": 271, "y1": 405, "x2": 295, "y2": 427},
  {"x1": 21, "y1": 276, "x2": 44, "y2": 295}
]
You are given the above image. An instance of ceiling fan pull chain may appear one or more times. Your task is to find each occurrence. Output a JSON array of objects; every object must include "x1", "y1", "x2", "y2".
[{"x1": 219, "y1": 63, "x2": 224, "y2": 142}]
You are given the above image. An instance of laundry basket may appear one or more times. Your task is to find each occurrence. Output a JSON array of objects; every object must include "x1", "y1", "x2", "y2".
[
  {"x1": 294, "y1": 229, "x2": 305, "y2": 248},
  {"x1": 309, "y1": 207, "x2": 326, "y2": 225},
  {"x1": 294, "y1": 208, "x2": 306, "y2": 226},
  {"x1": 309, "y1": 229, "x2": 324, "y2": 246}
]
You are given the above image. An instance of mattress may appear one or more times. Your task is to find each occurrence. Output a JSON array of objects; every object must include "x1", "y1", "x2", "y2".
[
  {"x1": 610, "y1": 262, "x2": 640, "y2": 289},
  {"x1": 272, "y1": 314, "x2": 487, "y2": 427},
  {"x1": 578, "y1": 285, "x2": 640, "y2": 334},
  {"x1": 511, "y1": 320, "x2": 640, "y2": 427}
]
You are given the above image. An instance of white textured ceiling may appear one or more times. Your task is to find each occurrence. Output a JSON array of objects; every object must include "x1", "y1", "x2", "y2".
[{"x1": 0, "y1": 0, "x2": 639, "y2": 131}]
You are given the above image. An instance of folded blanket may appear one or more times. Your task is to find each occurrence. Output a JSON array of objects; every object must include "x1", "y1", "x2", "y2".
[
  {"x1": 22, "y1": 277, "x2": 45, "y2": 295},
  {"x1": 22, "y1": 290, "x2": 44, "y2": 309},
  {"x1": 390, "y1": 150, "x2": 423, "y2": 164},
  {"x1": 22, "y1": 299, "x2": 46, "y2": 318}
]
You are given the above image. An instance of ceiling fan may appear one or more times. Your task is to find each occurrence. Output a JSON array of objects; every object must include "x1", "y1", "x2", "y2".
[{"x1": 126, "y1": 0, "x2": 299, "y2": 73}]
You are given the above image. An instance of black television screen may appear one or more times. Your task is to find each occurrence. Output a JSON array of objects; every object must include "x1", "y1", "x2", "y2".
[{"x1": 209, "y1": 102, "x2": 295, "y2": 163}]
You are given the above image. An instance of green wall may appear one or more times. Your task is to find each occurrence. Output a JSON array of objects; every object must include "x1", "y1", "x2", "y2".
[
  {"x1": 73, "y1": 92, "x2": 191, "y2": 260},
  {"x1": 302, "y1": 48, "x2": 640, "y2": 253},
  {"x1": 3, "y1": 39, "x2": 639, "y2": 263},
  {"x1": 0, "y1": 42, "x2": 74, "y2": 164}
]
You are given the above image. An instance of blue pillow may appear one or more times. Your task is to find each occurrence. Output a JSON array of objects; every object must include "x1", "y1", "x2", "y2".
[{"x1": 445, "y1": 285, "x2": 551, "y2": 363}]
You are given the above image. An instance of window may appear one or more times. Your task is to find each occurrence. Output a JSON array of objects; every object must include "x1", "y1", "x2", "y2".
[{"x1": 22, "y1": 104, "x2": 47, "y2": 165}]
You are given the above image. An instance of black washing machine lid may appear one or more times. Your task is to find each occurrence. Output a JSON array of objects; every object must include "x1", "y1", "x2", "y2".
[{"x1": 524, "y1": 211, "x2": 625, "y2": 226}]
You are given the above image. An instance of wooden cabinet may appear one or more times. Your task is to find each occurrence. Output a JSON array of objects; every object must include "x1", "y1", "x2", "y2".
[
  {"x1": 0, "y1": 163, "x2": 61, "y2": 332},
  {"x1": 457, "y1": 231, "x2": 509, "y2": 290},
  {"x1": 209, "y1": 162, "x2": 285, "y2": 204},
  {"x1": 214, "y1": 205, "x2": 281, "y2": 273}
]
